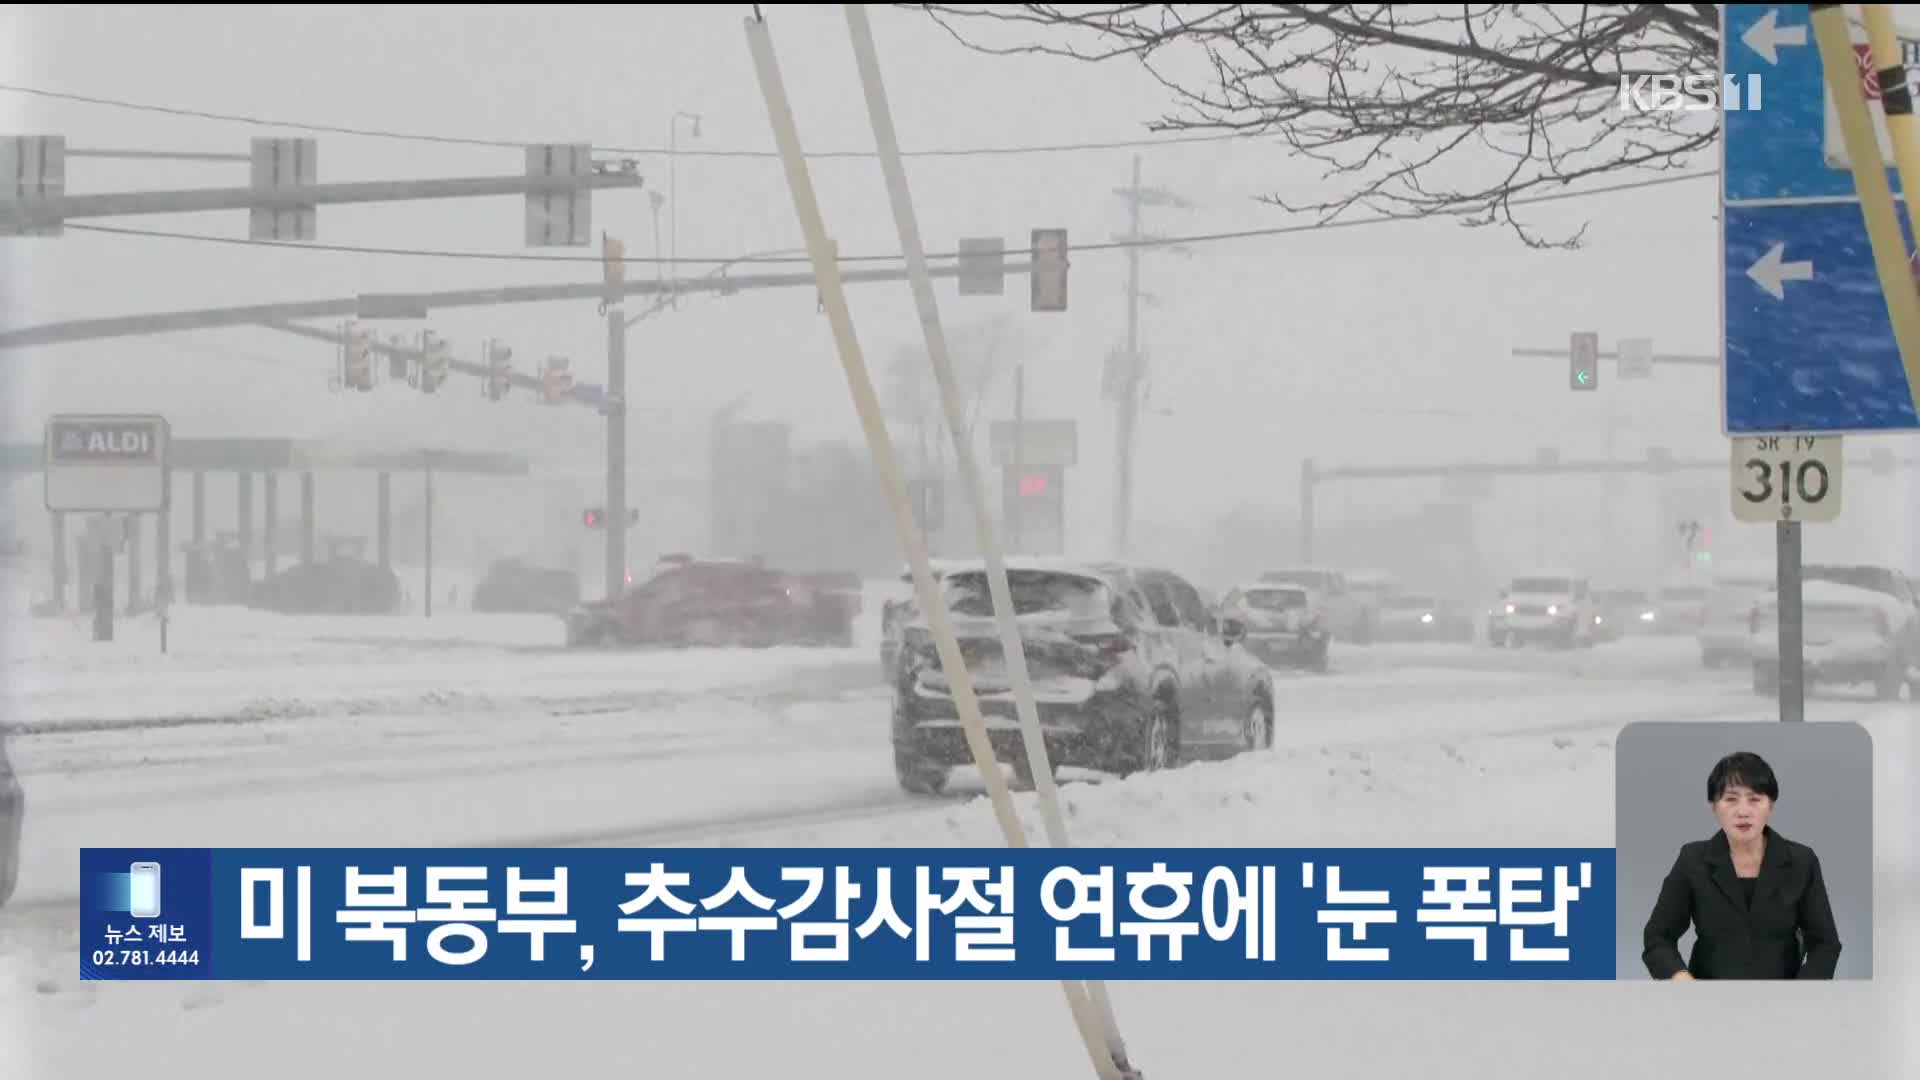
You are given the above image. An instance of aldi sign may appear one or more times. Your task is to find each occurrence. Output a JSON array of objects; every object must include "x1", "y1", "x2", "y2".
[{"x1": 44, "y1": 414, "x2": 170, "y2": 512}]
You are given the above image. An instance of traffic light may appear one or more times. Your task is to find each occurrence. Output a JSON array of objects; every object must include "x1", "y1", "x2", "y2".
[
  {"x1": 1031, "y1": 227, "x2": 1068, "y2": 312},
  {"x1": 583, "y1": 508, "x2": 601, "y2": 529},
  {"x1": 484, "y1": 341, "x2": 513, "y2": 401},
  {"x1": 342, "y1": 322, "x2": 374, "y2": 391},
  {"x1": 1569, "y1": 330, "x2": 1599, "y2": 391},
  {"x1": 1018, "y1": 472, "x2": 1049, "y2": 497},
  {"x1": 419, "y1": 332, "x2": 451, "y2": 394},
  {"x1": 603, "y1": 232, "x2": 626, "y2": 296},
  {"x1": 542, "y1": 356, "x2": 574, "y2": 404}
]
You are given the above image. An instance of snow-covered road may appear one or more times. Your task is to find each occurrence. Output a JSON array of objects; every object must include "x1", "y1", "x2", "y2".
[{"x1": 2, "y1": 607, "x2": 1914, "y2": 1078}]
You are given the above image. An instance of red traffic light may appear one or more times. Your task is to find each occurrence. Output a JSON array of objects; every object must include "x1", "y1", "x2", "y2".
[{"x1": 1018, "y1": 473, "x2": 1049, "y2": 497}]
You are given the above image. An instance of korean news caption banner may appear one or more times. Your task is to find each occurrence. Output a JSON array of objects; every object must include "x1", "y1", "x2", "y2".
[{"x1": 80, "y1": 848, "x2": 1616, "y2": 980}]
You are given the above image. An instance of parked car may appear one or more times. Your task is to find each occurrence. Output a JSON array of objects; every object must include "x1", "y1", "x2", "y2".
[
  {"x1": 0, "y1": 731, "x2": 21, "y2": 910},
  {"x1": 889, "y1": 560, "x2": 1275, "y2": 794},
  {"x1": 1257, "y1": 567, "x2": 1377, "y2": 643},
  {"x1": 1374, "y1": 592, "x2": 1475, "y2": 643},
  {"x1": 564, "y1": 557, "x2": 855, "y2": 648},
  {"x1": 1217, "y1": 581, "x2": 1330, "y2": 671},
  {"x1": 248, "y1": 556, "x2": 402, "y2": 615},
  {"x1": 1749, "y1": 578, "x2": 1920, "y2": 699},
  {"x1": 472, "y1": 559, "x2": 582, "y2": 615},
  {"x1": 1488, "y1": 572, "x2": 1598, "y2": 648}
]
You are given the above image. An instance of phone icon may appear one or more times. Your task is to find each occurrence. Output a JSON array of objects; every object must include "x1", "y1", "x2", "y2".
[{"x1": 129, "y1": 862, "x2": 162, "y2": 919}]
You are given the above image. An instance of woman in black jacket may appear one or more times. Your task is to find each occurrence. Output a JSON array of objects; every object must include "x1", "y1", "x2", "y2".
[{"x1": 1641, "y1": 750, "x2": 1843, "y2": 980}]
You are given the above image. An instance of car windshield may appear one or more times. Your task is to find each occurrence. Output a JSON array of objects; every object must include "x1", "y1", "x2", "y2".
[
  {"x1": 1511, "y1": 577, "x2": 1572, "y2": 594},
  {"x1": 940, "y1": 570, "x2": 1110, "y2": 618},
  {"x1": 1243, "y1": 588, "x2": 1307, "y2": 611},
  {"x1": 1599, "y1": 590, "x2": 1647, "y2": 603}
]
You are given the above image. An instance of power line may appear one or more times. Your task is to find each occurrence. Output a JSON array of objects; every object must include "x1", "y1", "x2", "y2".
[
  {"x1": 0, "y1": 82, "x2": 1259, "y2": 160},
  {"x1": 57, "y1": 168, "x2": 1715, "y2": 266}
]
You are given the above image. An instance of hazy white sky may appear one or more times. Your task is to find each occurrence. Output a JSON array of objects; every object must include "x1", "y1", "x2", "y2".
[{"x1": 1, "y1": 5, "x2": 1909, "y2": 575}]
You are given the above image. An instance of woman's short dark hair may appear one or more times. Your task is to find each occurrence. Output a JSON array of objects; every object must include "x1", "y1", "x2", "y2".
[{"x1": 1708, "y1": 751, "x2": 1779, "y2": 802}]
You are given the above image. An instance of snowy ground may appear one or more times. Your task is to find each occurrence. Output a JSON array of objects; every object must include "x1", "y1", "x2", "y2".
[{"x1": 1, "y1": 605, "x2": 1914, "y2": 1078}]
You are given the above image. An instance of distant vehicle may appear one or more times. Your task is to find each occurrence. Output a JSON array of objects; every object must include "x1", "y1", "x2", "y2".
[
  {"x1": 1346, "y1": 570, "x2": 1403, "y2": 610},
  {"x1": 1650, "y1": 583, "x2": 1712, "y2": 635},
  {"x1": 1257, "y1": 567, "x2": 1377, "y2": 644},
  {"x1": 1749, "y1": 577, "x2": 1920, "y2": 700},
  {"x1": 0, "y1": 731, "x2": 21, "y2": 910},
  {"x1": 1217, "y1": 582, "x2": 1331, "y2": 671},
  {"x1": 781, "y1": 570, "x2": 864, "y2": 647},
  {"x1": 1593, "y1": 588, "x2": 1658, "y2": 642},
  {"x1": 248, "y1": 556, "x2": 402, "y2": 615},
  {"x1": 1488, "y1": 572, "x2": 1598, "y2": 649},
  {"x1": 1374, "y1": 592, "x2": 1475, "y2": 643},
  {"x1": 563, "y1": 557, "x2": 856, "y2": 648},
  {"x1": 472, "y1": 559, "x2": 581, "y2": 615},
  {"x1": 1698, "y1": 569, "x2": 1774, "y2": 668},
  {"x1": 890, "y1": 560, "x2": 1275, "y2": 794}
]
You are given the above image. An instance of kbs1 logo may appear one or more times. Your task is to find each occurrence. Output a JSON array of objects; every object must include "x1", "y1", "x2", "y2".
[{"x1": 1617, "y1": 73, "x2": 1762, "y2": 114}]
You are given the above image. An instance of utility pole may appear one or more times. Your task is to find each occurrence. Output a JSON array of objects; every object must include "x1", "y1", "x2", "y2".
[
  {"x1": 1012, "y1": 361, "x2": 1026, "y2": 553},
  {"x1": 605, "y1": 304, "x2": 628, "y2": 602},
  {"x1": 1115, "y1": 157, "x2": 1142, "y2": 559},
  {"x1": 423, "y1": 449, "x2": 436, "y2": 618},
  {"x1": 1108, "y1": 155, "x2": 1194, "y2": 557},
  {"x1": 602, "y1": 233, "x2": 631, "y2": 603}
]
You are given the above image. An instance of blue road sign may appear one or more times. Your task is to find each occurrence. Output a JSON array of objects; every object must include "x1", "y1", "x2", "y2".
[{"x1": 1722, "y1": 4, "x2": 1920, "y2": 434}]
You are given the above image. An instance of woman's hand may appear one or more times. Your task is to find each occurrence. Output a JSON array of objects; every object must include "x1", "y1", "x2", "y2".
[{"x1": 1670, "y1": 971, "x2": 1695, "y2": 982}]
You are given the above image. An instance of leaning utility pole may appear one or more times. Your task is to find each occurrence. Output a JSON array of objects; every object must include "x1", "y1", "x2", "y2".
[{"x1": 1108, "y1": 155, "x2": 1194, "y2": 557}]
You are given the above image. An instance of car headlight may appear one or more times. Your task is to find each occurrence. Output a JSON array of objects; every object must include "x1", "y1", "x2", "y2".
[
  {"x1": 1420, "y1": 612, "x2": 1434, "y2": 624},
  {"x1": 1639, "y1": 610, "x2": 1656, "y2": 622},
  {"x1": 1505, "y1": 603, "x2": 1516, "y2": 615},
  {"x1": 1547, "y1": 604, "x2": 1559, "y2": 616}
]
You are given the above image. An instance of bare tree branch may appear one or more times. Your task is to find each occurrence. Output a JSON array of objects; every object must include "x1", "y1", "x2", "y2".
[{"x1": 904, "y1": 3, "x2": 1718, "y2": 248}]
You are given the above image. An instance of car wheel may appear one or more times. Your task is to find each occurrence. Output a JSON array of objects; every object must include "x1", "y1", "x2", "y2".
[
  {"x1": 1120, "y1": 700, "x2": 1177, "y2": 776},
  {"x1": 894, "y1": 748, "x2": 948, "y2": 796},
  {"x1": 1243, "y1": 699, "x2": 1274, "y2": 752}
]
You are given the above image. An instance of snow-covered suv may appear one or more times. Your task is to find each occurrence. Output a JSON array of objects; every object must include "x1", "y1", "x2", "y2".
[
  {"x1": 890, "y1": 560, "x2": 1275, "y2": 793},
  {"x1": 1490, "y1": 572, "x2": 1598, "y2": 649}
]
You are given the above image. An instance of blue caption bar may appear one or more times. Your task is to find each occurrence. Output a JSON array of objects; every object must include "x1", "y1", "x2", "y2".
[{"x1": 79, "y1": 847, "x2": 1616, "y2": 981}]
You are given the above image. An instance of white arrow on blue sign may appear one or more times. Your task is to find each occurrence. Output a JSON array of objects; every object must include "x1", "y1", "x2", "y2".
[{"x1": 1722, "y1": 4, "x2": 1920, "y2": 434}]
